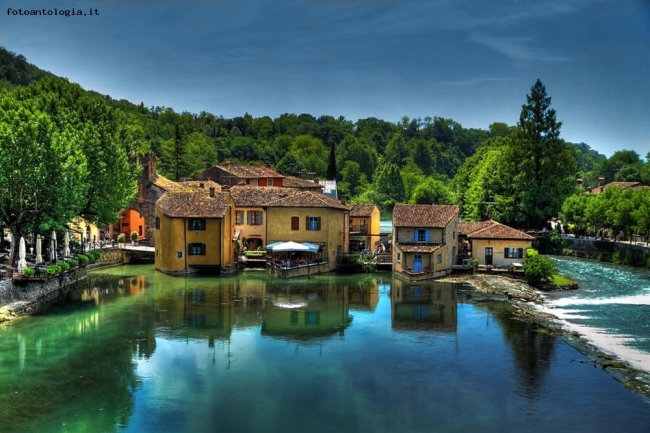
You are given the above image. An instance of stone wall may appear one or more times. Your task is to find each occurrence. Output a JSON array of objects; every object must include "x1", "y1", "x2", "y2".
[{"x1": 0, "y1": 270, "x2": 87, "y2": 320}]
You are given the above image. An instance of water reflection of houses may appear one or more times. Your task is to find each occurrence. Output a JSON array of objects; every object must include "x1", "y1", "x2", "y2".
[
  {"x1": 154, "y1": 281, "x2": 235, "y2": 342},
  {"x1": 391, "y1": 278, "x2": 458, "y2": 332},
  {"x1": 261, "y1": 282, "x2": 351, "y2": 341},
  {"x1": 346, "y1": 278, "x2": 379, "y2": 312}
]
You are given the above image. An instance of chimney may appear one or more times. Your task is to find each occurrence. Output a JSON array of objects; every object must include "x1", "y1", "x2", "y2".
[
  {"x1": 598, "y1": 177, "x2": 605, "y2": 187},
  {"x1": 209, "y1": 187, "x2": 215, "y2": 197},
  {"x1": 300, "y1": 169, "x2": 307, "y2": 179},
  {"x1": 340, "y1": 195, "x2": 347, "y2": 205},
  {"x1": 199, "y1": 182, "x2": 205, "y2": 189}
]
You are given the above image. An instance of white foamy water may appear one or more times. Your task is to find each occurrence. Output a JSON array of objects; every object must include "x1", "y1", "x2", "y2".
[
  {"x1": 538, "y1": 301, "x2": 650, "y2": 372},
  {"x1": 548, "y1": 294, "x2": 650, "y2": 307}
]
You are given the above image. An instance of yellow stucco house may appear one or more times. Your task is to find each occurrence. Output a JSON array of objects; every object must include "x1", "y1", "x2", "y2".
[
  {"x1": 154, "y1": 186, "x2": 235, "y2": 274},
  {"x1": 348, "y1": 204, "x2": 381, "y2": 253},
  {"x1": 458, "y1": 220, "x2": 534, "y2": 268},
  {"x1": 264, "y1": 190, "x2": 350, "y2": 272},
  {"x1": 228, "y1": 186, "x2": 300, "y2": 251},
  {"x1": 392, "y1": 204, "x2": 459, "y2": 280}
]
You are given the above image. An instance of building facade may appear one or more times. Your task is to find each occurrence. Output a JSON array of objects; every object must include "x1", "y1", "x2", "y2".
[
  {"x1": 392, "y1": 204, "x2": 459, "y2": 280},
  {"x1": 154, "y1": 188, "x2": 235, "y2": 274},
  {"x1": 348, "y1": 204, "x2": 381, "y2": 252},
  {"x1": 458, "y1": 220, "x2": 534, "y2": 268}
]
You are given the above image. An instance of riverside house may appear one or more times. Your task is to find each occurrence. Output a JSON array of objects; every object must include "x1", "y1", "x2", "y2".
[
  {"x1": 228, "y1": 186, "x2": 299, "y2": 251},
  {"x1": 348, "y1": 204, "x2": 381, "y2": 253},
  {"x1": 458, "y1": 220, "x2": 534, "y2": 268},
  {"x1": 154, "y1": 186, "x2": 235, "y2": 274},
  {"x1": 264, "y1": 190, "x2": 350, "y2": 273},
  {"x1": 392, "y1": 204, "x2": 459, "y2": 280}
]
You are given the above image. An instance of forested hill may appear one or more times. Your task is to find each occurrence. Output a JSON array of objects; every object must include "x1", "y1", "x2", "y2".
[{"x1": 1, "y1": 46, "x2": 615, "y2": 221}]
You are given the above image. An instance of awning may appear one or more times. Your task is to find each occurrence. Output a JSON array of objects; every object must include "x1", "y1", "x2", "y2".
[{"x1": 267, "y1": 241, "x2": 318, "y2": 252}]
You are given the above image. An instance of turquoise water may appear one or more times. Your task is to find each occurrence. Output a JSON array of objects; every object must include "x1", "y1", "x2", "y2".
[
  {"x1": 1, "y1": 266, "x2": 649, "y2": 432},
  {"x1": 541, "y1": 257, "x2": 650, "y2": 371}
]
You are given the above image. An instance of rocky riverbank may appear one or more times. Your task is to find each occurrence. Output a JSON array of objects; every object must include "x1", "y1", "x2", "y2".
[{"x1": 441, "y1": 273, "x2": 650, "y2": 399}]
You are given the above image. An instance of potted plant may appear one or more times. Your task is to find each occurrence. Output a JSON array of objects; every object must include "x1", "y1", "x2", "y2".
[
  {"x1": 21, "y1": 267, "x2": 35, "y2": 279},
  {"x1": 131, "y1": 231, "x2": 138, "y2": 245},
  {"x1": 117, "y1": 233, "x2": 126, "y2": 247}
]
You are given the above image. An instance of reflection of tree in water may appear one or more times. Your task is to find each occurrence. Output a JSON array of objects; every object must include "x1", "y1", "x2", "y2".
[
  {"x1": 476, "y1": 302, "x2": 555, "y2": 399},
  {"x1": 0, "y1": 273, "x2": 157, "y2": 431}
]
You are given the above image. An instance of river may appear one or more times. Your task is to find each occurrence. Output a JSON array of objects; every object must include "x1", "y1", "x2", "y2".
[
  {"x1": 540, "y1": 256, "x2": 650, "y2": 372},
  {"x1": 0, "y1": 265, "x2": 648, "y2": 432}
]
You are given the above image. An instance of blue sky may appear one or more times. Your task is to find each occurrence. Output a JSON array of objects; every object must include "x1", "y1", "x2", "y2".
[{"x1": 2, "y1": 0, "x2": 649, "y2": 158}]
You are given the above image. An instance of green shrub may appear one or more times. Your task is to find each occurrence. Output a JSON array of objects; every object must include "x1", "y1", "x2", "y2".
[
  {"x1": 78, "y1": 254, "x2": 89, "y2": 265},
  {"x1": 117, "y1": 233, "x2": 126, "y2": 243},
  {"x1": 45, "y1": 264, "x2": 60, "y2": 275},
  {"x1": 21, "y1": 267, "x2": 35, "y2": 277},
  {"x1": 88, "y1": 250, "x2": 101, "y2": 262},
  {"x1": 524, "y1": 249, "x2": 556, "y2": 289},
  {"x1": 68, "y1": 259, "x2": 78, "y2": 268},
  {"x1": 131, "y1": 231, "x2": 138, "y2": 242},
  {"x1": 59, "y1": 262, "x2": 70, "y2": 272}
]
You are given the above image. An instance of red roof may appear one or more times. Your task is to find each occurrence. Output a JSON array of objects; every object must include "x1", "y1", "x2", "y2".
[
  {"x1": 460, "y1": 220, "x2": 534, "y2": 240},
  {"x1": 392, "y1": 204, "x2": 458, "y2": 228}
]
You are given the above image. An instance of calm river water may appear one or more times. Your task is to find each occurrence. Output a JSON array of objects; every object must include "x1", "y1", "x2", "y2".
[{"x1": 0, "y1": 265, "x2": 649, "y2": 432}]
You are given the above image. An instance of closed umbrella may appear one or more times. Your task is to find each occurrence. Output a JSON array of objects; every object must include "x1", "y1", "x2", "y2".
[
  {"x1": 17, "y1": 237, "x2": 27, "y2": 273},
  {"x1": 50, "y1": 230, "x2": 56, "y2": 262},
  {"x1": 35, "y1": 235, "x2": 42, "y2": 263},
  {"x1": 64, "y1": 231, "x2": 70, "y2": 257}
]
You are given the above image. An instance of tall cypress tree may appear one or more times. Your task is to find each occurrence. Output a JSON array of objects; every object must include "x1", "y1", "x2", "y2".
[{"x1": 326, "y1": 142, "x2": 337, "y2": 180}]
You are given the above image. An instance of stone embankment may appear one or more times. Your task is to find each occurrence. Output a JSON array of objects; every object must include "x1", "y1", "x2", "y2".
[{"x1": 0, "y1": 270, "x2": 87, "y2": 322}]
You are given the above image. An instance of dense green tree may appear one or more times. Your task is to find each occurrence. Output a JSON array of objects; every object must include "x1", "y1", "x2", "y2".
[
  {"x1": 496, "y1": 80, "x2": 578, "y2": 228},
  {"x1": 289, "y1": 135, "x2": 328, "y2": 177},
  {"x1": 0, "y1": 95, "x2": 87, "y2": 261},
  {"x1": 373, "y1": 162, "x2": 405, "y2": 208},
  {"x1": 560, "y1": 193, "x2": 591, "y2": 235},
  {"x1": 593, "y1": 149, "x2": 642, "y2": 184},
  {"x1": 183, "y1": 132, "x2": 217, "y2": 175},
  {"x1": 411, "y1": 177, "x2": 452, "y2": 205},
  {"x1": 339, "y1": 161, "x2": 368, "y2": 197},
  {"x1": 275, "y1": 153, "x2": 305, "y2": 176}
]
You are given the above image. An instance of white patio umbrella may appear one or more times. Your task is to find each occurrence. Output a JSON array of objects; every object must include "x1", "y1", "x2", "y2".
[
  {"x1": 35, "y1": 235, "x2": 43, "y2": 263},
  {"x1": 271, "y1": 241, "x2": 312, "y2": 252},
  {"x1": 64, "y1": 231, "x2": 70, "y2": 257},
  {"x1": 17, "y1": 237, "x2": 27, "y2": 273}
]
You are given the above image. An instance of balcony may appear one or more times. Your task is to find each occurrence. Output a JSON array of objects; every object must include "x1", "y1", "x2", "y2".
[{"x1": 349, "y1": 224, "x2": 368, "y2": 234}]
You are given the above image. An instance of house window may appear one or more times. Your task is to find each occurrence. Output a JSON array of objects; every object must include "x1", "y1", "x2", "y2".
[
  {"x1": 306, "y1": 216, "x2": 321, "y2": 231},
  {"x1": 236, "y1": 211, "x2": 244, "y2": 225},
  {"x1": 189, "y1": 218, "x2": 206, "y2": 231},
  {"x1": 155, "y1": 217, "x2": 160, "y2": 229},
  {"x1": 397, "y1": 252, "x2": 401, "y2": 263},
  {"x1": 188, "y1": 243, "x2": 206, "y2": 256},
  {"x1": 436, "y1": 254, "x2": 442, "y2": 264},
  {"x1": 177, "y1": 251, "x2": 183, "y2": 259},
  {"x1": 416, "y1": 229, "x2": 429, "y2": 242},
  {"x1": 268, "y1": 178, "x2": 274, "y2": 186},
  {"x1": 505, "y1": 248, "x2": 524, "y2": 259},
  {"x1": 247, "y1": 211, "x2": 263, "y2": 225},
  {"x1": 291, "y1": 216, "x2": 300, "y2": 230}
]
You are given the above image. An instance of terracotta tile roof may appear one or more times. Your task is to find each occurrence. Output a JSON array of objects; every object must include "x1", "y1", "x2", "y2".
[
  {"x1": 179, "y1": 180, "x2": 222, "y2": 193},
  {"x1": 589, "y1": 181, "x2": 642, "y2": 194},
  {"x1": 229, "y1": 186, "x2": 298, "y2": 207},
  {"x1": 350, "y1": 204, "x2": 377, "y2": 217},
  {"x1": 282, "y1": 175, "x2": 323, "y2": 190},
  {"x1": 392, "y1": 204, "x2": 459, "y2": 228},
  {"x1": 152, "y1": 174, "x2": 185, "y2": 192},
  {"x1": 157, "y1": 191, "x2": 231, "y2": 218},
  {"x1": 265, "y1": 190, "x2": 350, "y2": 210},
  {"x1": 397, "y1": 244, "x2": 444, "y2": 253},
  {"x1": 458, "y1": 221, "x2": 494, "y2": 236},
  {"x1": 218, "y1": 163, "x2": 284, "y2": 179},
  {"x1": 462, "y1": 220, "x2": 534, "y2": 240}
]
